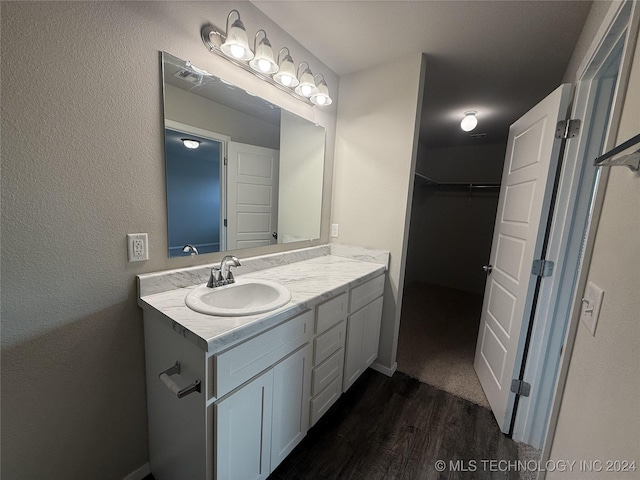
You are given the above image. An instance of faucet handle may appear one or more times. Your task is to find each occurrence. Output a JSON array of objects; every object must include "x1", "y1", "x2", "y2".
[{"x1": 207, "y1": 267, "x2": 222, "y2": 288}]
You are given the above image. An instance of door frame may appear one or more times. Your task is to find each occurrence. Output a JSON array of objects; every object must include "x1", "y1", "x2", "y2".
[
  {"x1": 164, "y1": 119, "x2": 230, "y2": 251},
  {"x1": 536, "y1": 0, "x2": 639, "y2": 469}
]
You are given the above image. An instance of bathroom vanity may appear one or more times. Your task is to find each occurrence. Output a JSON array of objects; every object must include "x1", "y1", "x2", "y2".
[{"x1": 138, "y1": 245, "x2": 388, "y2": 480}]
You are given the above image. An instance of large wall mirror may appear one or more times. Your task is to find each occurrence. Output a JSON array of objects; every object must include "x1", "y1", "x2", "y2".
[{"x1": 162, "y1": 52, "x2": 326, "y2": 257}]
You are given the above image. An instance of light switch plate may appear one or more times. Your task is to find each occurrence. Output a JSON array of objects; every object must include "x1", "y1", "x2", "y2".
[
  {"x1": 580, "y1": 281, "x2": 604, "y2": 336},
  {"x1": 331, "y1": 223, "x2": 339, "y2": 238}
]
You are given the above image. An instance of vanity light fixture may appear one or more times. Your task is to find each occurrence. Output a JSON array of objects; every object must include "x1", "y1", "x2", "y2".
[
  {"x1": 181, "y1": 139, "x2": 201, "y2": 149},
  {"x1": 201, "y1": 10, "x2": 331, "y2": 107},
  {"x1": 311, "y1": 74, "x2": 332, "y2": 106},
  {"x1": 220, "y1": 10, "x2": 254, "y2": 61},
  {"x1": 461, "y1": 111, "x2": 478, "y2": 132},
  {"x1": 273, "y1": 48, "x2": 299, "y2": 87},
  {"x1": 295, "y1": 62, "x2": 319, "y2": 98},
  {"x1": 249, "y1": 30, "x2": 279, "y2": 74}
]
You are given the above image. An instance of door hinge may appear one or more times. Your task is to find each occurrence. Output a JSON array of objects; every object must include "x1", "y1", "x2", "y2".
[
  {"x1": 223, "y1": 218, "x2": 227, "y2": 227},
  {"x1": 555, "y1": 119, "x2": 581, "y2": 139},
  {"x1": 531, "y1": 259, "x2": 554, "y2": 277},
  {"x1": 224, "y1": 157, "x2": 228, "y2": 166},
  {"x1": 510, "y1": 379, "x2": 531, "y2": 397}
]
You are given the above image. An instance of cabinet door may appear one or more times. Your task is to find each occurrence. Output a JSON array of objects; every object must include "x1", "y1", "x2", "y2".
[
  {"x1": 362, "y1": 296, "x2": 383, "y2": 368},
  {"x1": 270, "y1": 343, "x2": 312, "y2": 471},
  {"x1": 343, "y1": 308, "x2": 365, "y2": 391},
  {"x1": 215, "y1": 370, "x2": 273, "y2": 480}
]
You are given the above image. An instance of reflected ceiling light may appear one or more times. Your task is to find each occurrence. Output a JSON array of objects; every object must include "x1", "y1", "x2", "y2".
[
  {"x1": 249, "y1": 30, "x2": 279, "y2": 74},
  {"x1": 311, "y1": 74, "x2": 332, "y2": 106},
  {"x1": 295, "y1": 62, "x2": 318, "y2": 97},
  {"x1": 181, "y1": 139, "x2": 201, "y2": 149},
  {"x1": 220, "y1": 10, "x2": 254, "y2": 61},
  {"x1": 461, "y1": 111, "x2": 478, "y2": 132},
  {"x1": 274, "y1": 48, "x2": 300, "y2": 87},
  {"x1": 201, "y1": 10, "x2": 331, "y2": 107}
]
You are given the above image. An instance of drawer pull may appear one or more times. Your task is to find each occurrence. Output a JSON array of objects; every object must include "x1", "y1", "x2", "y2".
[{"x1": 159, "y1": 361, "x2": 201, "y2": 399}]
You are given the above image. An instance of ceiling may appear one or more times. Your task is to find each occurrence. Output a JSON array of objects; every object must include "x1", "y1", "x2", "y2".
[{"x1": 252, "y1": 1, "x2": 593, "y2": 148}]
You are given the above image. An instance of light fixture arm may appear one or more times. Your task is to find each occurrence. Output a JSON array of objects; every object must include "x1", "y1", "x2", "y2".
[
  {"x1": 254, "y1": 29, "x2": 267, "y2": 49},
  {"x1": 314, "y1": 73, "x2": 326, "y2": 86},
  {"x1": 297, "y1": 61, "x2": 311, "y2": 77},
  {"x1": 277, "y1": 47, "x2": 291, "y2": 64},
  {"x1": 226, "y1": 9, "x2": 240, "y2": 33}
]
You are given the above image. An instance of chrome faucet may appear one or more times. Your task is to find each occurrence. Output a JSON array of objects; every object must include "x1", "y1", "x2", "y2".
[
  {"x1": 182, "y1": 244, "x2": 199, "y2": 256},
  {"x1": 207, "y1": 255, "x2": 241, "y2": 288}
]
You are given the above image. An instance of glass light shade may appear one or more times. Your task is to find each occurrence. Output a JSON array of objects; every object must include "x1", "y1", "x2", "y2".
[
  {"x1": 274, "y1": 56, "x2": 300, "y2": 87},
  {"x1": 249, "y1": 36, "x2": 278, "y2": 74},
  {"x1": 311, "y1": 81, "x2": 332, "y2": 106},
  {"x1": 460, "y1": 112, "x2": 478, "y2": 132},
  {"x1": 295, "y1": 69, "x2": 318, "y2": 97},
  {"x1": 181, "y1": 139, "x2": 201, "y2": 149},
  {"x1": 221, "y1": 19, "x2": 254, "y2": 61}
]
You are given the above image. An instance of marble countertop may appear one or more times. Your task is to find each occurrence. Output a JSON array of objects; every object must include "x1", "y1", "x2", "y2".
[{"x1": 138, "y1": 250, "x2": 387, "y2": 354}]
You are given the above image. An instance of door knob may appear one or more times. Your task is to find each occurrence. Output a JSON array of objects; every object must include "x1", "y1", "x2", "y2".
[
  {"x1": 272, "y1": 232, "x2": 278, "y2": 240},
  {"x1": 482, "y1": 264, "x2": 493, "y2": 274}
]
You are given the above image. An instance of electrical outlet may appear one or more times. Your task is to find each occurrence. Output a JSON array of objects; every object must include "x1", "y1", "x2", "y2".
[
  {"x1": 127, "y1": 233, "x2": 149, "y2": 262},
  {"x1": 331, "y1": 223, "x2": 339, "y2": 238}
]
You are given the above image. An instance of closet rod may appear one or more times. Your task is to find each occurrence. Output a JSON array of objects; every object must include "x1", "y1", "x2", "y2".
[
  {"x1": 593, "y1": 133, "x2": 640, "y2": 171},
  {"x1": 414, "y1": 172, "x2": 501, "y2": 189}
]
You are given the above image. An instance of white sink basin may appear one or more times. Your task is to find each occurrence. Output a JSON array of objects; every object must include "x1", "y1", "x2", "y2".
[{"x1": 185, "y1": 279, "x2": 292, "y2": 317}]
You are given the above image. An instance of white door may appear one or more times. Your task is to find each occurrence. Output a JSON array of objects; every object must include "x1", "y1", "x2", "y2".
[
  {"x1": 474, "y1": 84, "x2": 572, "y2": 432},
  {"x1": 227, "y1": 142, "x2": 279, "y2": 250}
]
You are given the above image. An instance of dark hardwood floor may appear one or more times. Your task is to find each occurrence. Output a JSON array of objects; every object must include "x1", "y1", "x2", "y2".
[
  {"x1": 145, "y1": 370, "x2": 521, "y2": 480},
  {"x1": 269, "y1": 370, "x2": 519, "y2": 480}
]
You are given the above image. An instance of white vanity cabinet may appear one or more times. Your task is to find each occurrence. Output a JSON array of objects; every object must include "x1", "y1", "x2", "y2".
[
  {"x1": 343, "y1": 275, "x2": 385, "y2": 391},
  {"x1": 142, "y1": 268, "x2": 385, "y2": 480}
]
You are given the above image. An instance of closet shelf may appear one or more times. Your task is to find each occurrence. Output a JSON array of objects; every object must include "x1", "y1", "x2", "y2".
[
  {"x1": 594, "y1": 133, "x2": 640, "y2": 171},
  {"x1": 414, "y1": 172, "x2": 501, "y2": 190}
]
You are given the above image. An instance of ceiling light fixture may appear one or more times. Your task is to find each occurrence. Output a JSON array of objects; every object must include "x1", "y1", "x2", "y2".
[
  {"x1": 249, "y1": 30, "x2": 278, "y2": 74},
  {"x1": 200, "y1": 10, "x2": 331, "y2": 107},
  {"x1": 274, "y1": 48, "x2": 299, "y2": 88},
  {"x1": 181, "y1": 139, "x2": 201, "y2": 149},
  {"x1": 461, "y1": 111, "x2": 478, "y2": 132}
]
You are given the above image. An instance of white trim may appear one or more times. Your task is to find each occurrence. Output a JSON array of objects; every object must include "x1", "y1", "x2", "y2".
[
  {"x1": 122, "y1": 463, "x2": 151, "y2": 480},
  {"x1": 370, "y1": 361, "x2": 397, "y2": 377},
  {"x1": 538, "y1": 2, "x2": 639, "y2": 478},
  {"x1": 164, "y1": 119, "x2": 231, "y2": 144}
]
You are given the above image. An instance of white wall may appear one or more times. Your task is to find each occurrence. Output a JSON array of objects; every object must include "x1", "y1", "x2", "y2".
[
  {"x1": 331, "y1": 53, "x2": 426, "y2": 371},
  {"x1": 278, "y1": 111, "x2": 325, "y2": 243},
  {"x1": 405, "y1": 143, "x2": 505, "y2": 293},
  {"x1": 164, "y1": 83, "x2": 280, "y2": 149},
  {"x1": 0, "y1": 2, "x2": 337, "y2": 479},
  {"x1": 547, "y1": 8, "x2": 640, "y2": 477}
]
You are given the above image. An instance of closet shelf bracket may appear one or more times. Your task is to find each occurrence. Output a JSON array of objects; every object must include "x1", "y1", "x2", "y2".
[{"x1": 594, "y1": 133, "x2": 640, "y2": 172}]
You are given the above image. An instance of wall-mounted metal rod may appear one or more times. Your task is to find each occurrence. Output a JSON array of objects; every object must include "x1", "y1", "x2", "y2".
[
  {"x1": 414, "y1": 172, "x2": 501, "y2": 189},
  {"x1": 594, "y1": 133, "x2": 640, "y2": 171}
]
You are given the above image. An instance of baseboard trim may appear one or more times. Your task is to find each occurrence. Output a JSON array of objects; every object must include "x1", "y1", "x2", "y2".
[
  {"x1": 123, "y1": 463, "x2": 151, "y2": 480},
  {"x1": 370, "y1": 361, "x2": 397, "y2": 377}
]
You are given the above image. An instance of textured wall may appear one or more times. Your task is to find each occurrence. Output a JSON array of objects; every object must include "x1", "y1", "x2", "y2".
[
  {"x1": 331, "y1": 53, "x2": 426, "y2": 371},
  {"x1": 548, "y1": 12, "x2": 640, "y2": 478},
  {"x1": 0, "y1": 2, "x2": 337, "y2": 479}
]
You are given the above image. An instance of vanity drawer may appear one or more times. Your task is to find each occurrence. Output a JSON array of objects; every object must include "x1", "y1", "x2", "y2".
[
  {"x1": 310, "y1": 374, "x2": 343, "y2": 426},
  {"x1": 350, "y1": 275, "x2": 384, "y2": 313},
  {"x1": 214, "y1": 310, "x2": 314, "y2": 399},
  {"x1": 316, "y1": 292, "x2": 348, "y2": 334},
  {"x1": 312, "y1": 347, "x2": 344, "y2": 396},
  {"x1": 313, "y1": 320, "x2": 346, "y2": 366}
]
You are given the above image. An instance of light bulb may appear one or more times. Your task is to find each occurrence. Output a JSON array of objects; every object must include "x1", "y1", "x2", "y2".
[
  {"x1": 461, "y1": 111, "x2": 478, "y2": 132},
  {"x1": 280, "y1": 74, "x2": 293, "y2": 86},
  {"x1": 182, "y1": 139, "x2": 200, "y2": 149},
  {"x1": 301, "y1": 84, "x2": 312, "y2": 96},
  {"x1": 315, "y1": 95, "x2": 327, "y2": 105},
  {"x1": 230, "y1": 44, "x2": 245, "y2": 59},
  {"x1": 258, "y1": 58, "x2": 271, "y2": 72}
]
